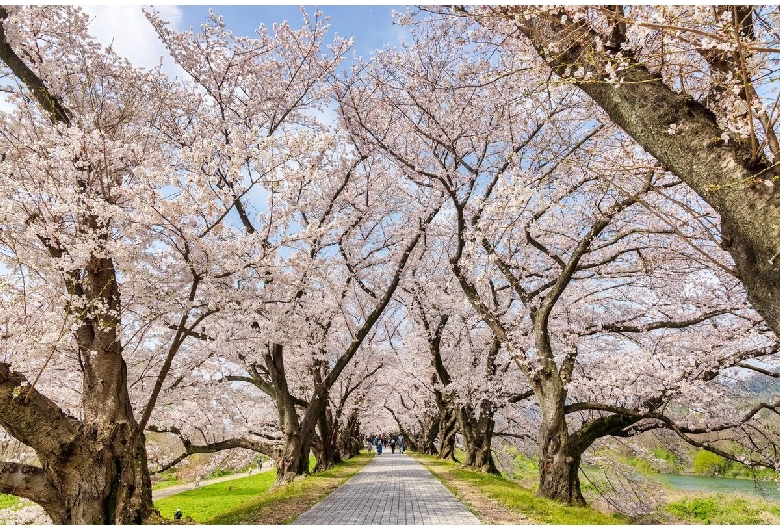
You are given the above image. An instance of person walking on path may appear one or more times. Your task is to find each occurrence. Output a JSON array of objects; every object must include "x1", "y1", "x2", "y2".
[
  {"x1": 390, "y1": 438, "x2": 397, "y2": 453},
  {"x1": 294, "y1": 452, "x2": 480, "y2": 524},
  {"x1": 398, "y1": 434, "x2": 405, "y2": 454}
]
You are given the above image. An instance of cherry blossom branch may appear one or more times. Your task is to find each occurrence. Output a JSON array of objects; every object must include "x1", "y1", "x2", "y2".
[
  {"x1": 0, "y1": 7, "x2": 71, "y2": 125},
  {"x1": 506, "y1": 389, "x2": 535, "y2": 404},
  {"x1": 147, "y1": 425, "x2": 282, "y2": 473},
  {"x1": 482, "y1": 5, "x2": 780, "y2": 338},
  {"x1": 565, "y1": 400, "x2": 780, "y2": 436},
  {"x1": 139, "y1": 274, "x2": 218, "y2": 430},
  {"x1": 334, "y1": 363, "x2": 383, "y2": 419},
  {"x1": 534, "y1": 176, "x2": 653, "y2": 372},
  {"x1": 323, "y1": 202, "x2": 444, "y2": 389},
  {"x1": 588, "y1": 308, "x2": 732, "y2": 335}
]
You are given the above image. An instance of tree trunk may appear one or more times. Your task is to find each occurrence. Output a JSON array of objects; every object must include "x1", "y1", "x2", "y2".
[
  {"x1": 457, "y1": 337, "x2": 500, "y2": 474},
  {"x1": 1, "y1": 362, "x2": 155, "y2": 524},
  {"x1": 419, "y1": 415, "x2": 439, "y2": 454},
  {"x1": 277, "y1": 430, "x2": 307, "y2": 482},
  {"x1": 535, "y1": 385, "x2": 585, "y2": 506},
  {"x1": 265, "y1": 344, "x2": 308, "y2": 483},
  {"x1": 55, "y1": 426, "x2": 153, "y2": 524},
  {"x1": 436, "y1": 402, "x2": 458, "y2": 461},
  {"x1": 0, "y1": 253, "x2": 157, "y2": 523},
  {"x1": 336, "y1": 410, "x2": 362, "y2": 459},
  {"x1": 458, "y1": 403, "x2": 499, "y2": 474},
  {"x1": 313, "y1": 406, "x2": 339, "y2": 472}
]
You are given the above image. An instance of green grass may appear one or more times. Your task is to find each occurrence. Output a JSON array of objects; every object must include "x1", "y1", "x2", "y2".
[
  {"x1": 413, "y1": 453, "x2": 627, "y2": 525},
  {"x1": 151, "y1": 470, "x2": 183, "y2": 491},
  {"x1": 154, "y1": 471, "x2": 276, "y2": 522},
  {"x1": 210, "y1": 452, "x2": 372, "y2": 525},
  {"x1": 665, "y1": 493, "x2": 780, "y2": 524},
  {"x1": 0, "y1": 494, "x2": 20, "y2": 511},
  {"x1": 154, "y1": 452, "x2": 371, "y2": 524}
]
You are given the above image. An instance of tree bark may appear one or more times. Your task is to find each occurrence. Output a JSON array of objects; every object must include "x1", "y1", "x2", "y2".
[
  {"x1": 456, "y1": 337, "x2": 501, "y2": 474},
  {"x1": 535, "y1": 380, "x2": 585, "y2": 506},
  {"x1": 265, "y1": 344, "x2": 308, "y2": 483},
  {"x1": 313, "y1": 405, "x2": 340, "y2": 472},
  {"x1": 436, "y1": 397, "x2": 458, "y2": 461},
  {"x1": 458, "y1": 403, "x2": 499, "y2": 474},
  {"x1": 0, "y1": 361, "x2": 155, "y2": 524},
  {"x1": 335, "y1": 410, "x2": 362, "y2": 459}
]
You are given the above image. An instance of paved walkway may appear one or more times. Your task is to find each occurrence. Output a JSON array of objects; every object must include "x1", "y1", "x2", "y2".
[{"x1": 294, "y1": 452, "x2": 480, "y2": 525}]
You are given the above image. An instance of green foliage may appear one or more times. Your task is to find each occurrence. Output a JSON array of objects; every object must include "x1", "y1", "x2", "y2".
[
  {"x1": 652, "y1": 448, "x2": 679, "y2": 465},
  {"x1": 154, "y1": 471, "x2": 276, "y2": 522},
  {"x1": 626, "y1": 456, "x2": 658, "y2": 474},
  {"x1": 208, "y1": 467, "x2": 234, "y2": 479},
  {"x1": 512, "y1": 453, "x2": 539, "y2": 479},
  {"x1": 693, "y1": 450, "x2": 726, "y2": 476},
  {"x1": 414, "y1": 453, "x2": 627, "y2": 525},
  {"x1": 0, "y1": 494, "x2": 20, "y2": 511},
  {"x1": 666, "y1": 494, "x2": 780, "y2": 524}
]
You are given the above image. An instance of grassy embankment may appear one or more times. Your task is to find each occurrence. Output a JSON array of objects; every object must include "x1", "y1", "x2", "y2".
[
  {"x1": 665, "y1": 494, "x2": 780, "y2": 524},
  {"x1": 412, "y1": 452, "x2": 628, "y2": 525},
  {"x1": 500, "y1": 447, "x2": 780, "y2": 524},
  {"x1": 154, "y1": 452, "x2": 373, "y2": 524}
]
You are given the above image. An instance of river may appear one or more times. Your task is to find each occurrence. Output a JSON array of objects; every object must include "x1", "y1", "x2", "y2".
[{"x1": 654, "y1": 473, "x2": 780, "y2": 500}]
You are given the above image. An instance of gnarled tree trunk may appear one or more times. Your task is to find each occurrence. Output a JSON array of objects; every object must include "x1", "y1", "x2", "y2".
[
  {"x1": 336, "y1": 410, "x2": 363, "y2": 459},
  {"x1": 313, "y1": 405, "x2": 340, "y2": 472},
  {"x1": 458, "y1": 402, "x2": 498, "y2": 474},
  {"x1": 265, "y1": 344, "x2": 309, "y2": 483},
  {"x1": 534, "y1": 379, "x2": 585, "y2": 506},
  {"x1": 436, "y1": 397, "x2": 458, "y2": 461},
  {"x1": 0, "y1": 258, "x2": 157, "y2": 523}
]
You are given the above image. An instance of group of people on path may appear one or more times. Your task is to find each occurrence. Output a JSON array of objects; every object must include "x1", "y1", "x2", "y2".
[{"x1": 366, "y1": 434, "x2": 404, "y2": 454}]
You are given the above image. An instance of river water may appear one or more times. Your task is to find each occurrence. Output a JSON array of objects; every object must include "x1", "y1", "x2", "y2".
[{"x1": 654, "y1": 473, "x2": 780, "y2": 500}]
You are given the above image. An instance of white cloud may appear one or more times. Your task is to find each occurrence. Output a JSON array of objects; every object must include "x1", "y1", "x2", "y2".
[{"x1": 81, "y1": 5, "x2": 185, "y2": 79}]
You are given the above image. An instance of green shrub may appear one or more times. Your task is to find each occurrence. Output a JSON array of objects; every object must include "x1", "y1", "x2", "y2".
[
  {"x1": 0, "y1": 494, "x2": 20, "y2": 511},
  {"x1": 209, "y1": 467, "x2": 234, "y2": 478},
  {"x1": 692, "y1": 450, "x2": 726, "y2": 476},
  {"x1": 651, "y1": 448, "x2": 678, "y2": 464},
  {"x1": 626, "y1": 456, "x2": 658, "y2": 474}
]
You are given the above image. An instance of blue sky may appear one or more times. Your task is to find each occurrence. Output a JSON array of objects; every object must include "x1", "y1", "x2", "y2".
[
  {"x1": 179, "y1": 5, "x2": 409, "y2": 60},
  {"x1": 80, "y1": 5, "x2": 412, "y2": 76}
]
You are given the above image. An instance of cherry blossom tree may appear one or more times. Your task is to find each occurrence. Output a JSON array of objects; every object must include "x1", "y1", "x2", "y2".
[
  {"x1": 0, "y1": 5, "x2": 189, "y2": 522},
  {"x1": 402, "y1": 246, "x2": 531, "y2": 472},
  {"x1": 0, "y1": 4, "x2": 365, "y2": 519},
  {"x1": 443, "y1": 5, "x2": 780, "y2": 340}
]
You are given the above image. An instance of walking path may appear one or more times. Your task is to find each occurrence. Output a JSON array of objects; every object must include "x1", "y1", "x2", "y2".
[
  {"x1": 294, "y1": 452, "x2": 480, "y2": 525},
  {"x1": 152, "y1": 466, "x2": 275, "y2": 500}
]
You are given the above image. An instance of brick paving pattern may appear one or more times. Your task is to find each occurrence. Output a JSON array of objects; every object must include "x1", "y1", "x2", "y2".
[{"x1": 294, "y1": 452, "x2": 480, "y2": 525}]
